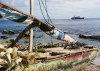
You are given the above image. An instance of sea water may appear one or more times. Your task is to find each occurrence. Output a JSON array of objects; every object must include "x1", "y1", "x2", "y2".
[{"x1": 0, "y1": 18, "x2": 100, "y2": 46}]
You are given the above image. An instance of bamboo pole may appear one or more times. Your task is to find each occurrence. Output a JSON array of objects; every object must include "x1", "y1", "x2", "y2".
[{"x1": 29, "y1": 0, "x2": 34, "y2": 52}]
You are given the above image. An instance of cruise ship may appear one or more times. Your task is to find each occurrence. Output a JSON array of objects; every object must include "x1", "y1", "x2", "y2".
[{"x1": 71, "y1": 16, "x2": 84, "y2": 19}]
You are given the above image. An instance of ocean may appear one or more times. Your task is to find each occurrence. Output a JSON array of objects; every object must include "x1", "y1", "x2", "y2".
[
  {"x1": 0, "y1": 18, "x2": 100, "y2": 46},
  {"x1": 53, "y1": 18, "x2": 100, "y2": 47}
]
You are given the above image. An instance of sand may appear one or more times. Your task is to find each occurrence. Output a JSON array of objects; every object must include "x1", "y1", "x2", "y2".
[{"x1": 81, "y1": 63, "x2": 100, "y2": 71}]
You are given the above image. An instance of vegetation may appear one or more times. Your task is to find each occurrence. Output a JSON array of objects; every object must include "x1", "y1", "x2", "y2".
[
  {"x1": 0, "y1": 36, "x2": 8, "y2": 39},
  {"x1": 33, "y1": 48, "x2": 46, "y2": 53},
  {"x1": 6, "y1": 39, "x2": 14, "y2": 43}
]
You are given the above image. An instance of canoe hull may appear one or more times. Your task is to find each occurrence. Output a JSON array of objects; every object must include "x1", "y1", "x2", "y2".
[{"x1": 29, "y1": 50, "x2": 97, "y2": 71}]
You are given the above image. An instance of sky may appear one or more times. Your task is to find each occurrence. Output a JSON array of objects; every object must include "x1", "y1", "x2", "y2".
[{"x1": 0, "y1": 0, "x2": 100, "y2": 19}]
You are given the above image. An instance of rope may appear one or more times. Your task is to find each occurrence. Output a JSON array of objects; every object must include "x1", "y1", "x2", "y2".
[
  {"x1": 41, "y1": 0, "x2": 54, "y2": 46},
  {"x1": 40, "y1": 0, "x2": 53, "y2": 24},
  {"x1": 37, "y1": 0, "x2": 49, "y2": 24},
  {"x1": 38, "y1": 0, "x2": 54, "y2": 46}
]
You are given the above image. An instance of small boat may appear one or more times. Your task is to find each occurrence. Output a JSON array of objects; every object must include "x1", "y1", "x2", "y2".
[{"x1": 71, "y1": 16, "x2": 84, "y2": 20}]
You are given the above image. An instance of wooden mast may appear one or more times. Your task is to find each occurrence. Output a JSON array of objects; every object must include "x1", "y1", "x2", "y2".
[{"x1": 29, "y1": 0, "x2": 34, "y2": 52}]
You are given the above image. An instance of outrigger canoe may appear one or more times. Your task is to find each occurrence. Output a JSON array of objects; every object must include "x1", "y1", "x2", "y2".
[{"x1": 0, "y1": 2, "x2": 98, "y2": 71}]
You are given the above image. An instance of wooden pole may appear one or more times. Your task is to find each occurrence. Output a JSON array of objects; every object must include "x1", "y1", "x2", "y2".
[{"x1": 29, "y1": 0, "x2": 34, "y2": 52}]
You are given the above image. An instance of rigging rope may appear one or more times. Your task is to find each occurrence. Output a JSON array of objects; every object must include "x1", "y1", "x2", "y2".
[
  {"x1": 37, "y1": 0, "x2": 49, "y2": 24},
  {"x1": 38, "y1": 0, "x2": 54, "y2": 45},
  {"x1": 41, "y1": 0, "x2": 54, "y2": 45},
  {"x1": 40, "y1": 0, "x2": 53, "y2": 24}
]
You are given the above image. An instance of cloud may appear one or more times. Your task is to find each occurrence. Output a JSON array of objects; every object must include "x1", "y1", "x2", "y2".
[
  {"x1": 41, "y1": 0, "x2": 100, "y2": 18},
  {"x1": 1, "y1": 0, "x2": 100, "y2": 19}
]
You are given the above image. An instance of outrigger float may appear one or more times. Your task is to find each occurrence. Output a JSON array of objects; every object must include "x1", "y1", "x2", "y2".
[{"x1": 0, "y1": 2, "x2": 99, "y2": 71}]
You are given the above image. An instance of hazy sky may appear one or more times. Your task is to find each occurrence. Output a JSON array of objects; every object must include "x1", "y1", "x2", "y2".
[{"x1": 1, "y1": 0, "x2": 100, "y2": 19}]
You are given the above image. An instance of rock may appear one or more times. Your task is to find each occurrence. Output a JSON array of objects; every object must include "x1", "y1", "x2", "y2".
[
  {"x1": 2, "y1": 30, "x2": 15, "y2": 34},
  {"x1": 0, "y1": 36, "x2": 8, "y2": 39},
  {"x1": 0, "y1": 14, "x2": 3, "y2": 18},
  {"x1": 79, "y1": 34, "x2": 100, "y2": 40},
  {"x1": 64, "y1": 32, "x2": 70, "y2": 34}
]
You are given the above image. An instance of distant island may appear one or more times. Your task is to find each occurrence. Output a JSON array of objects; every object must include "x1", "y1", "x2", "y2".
[{"x1": 71, "y1": 16, "x2": 84, "y2": 20}]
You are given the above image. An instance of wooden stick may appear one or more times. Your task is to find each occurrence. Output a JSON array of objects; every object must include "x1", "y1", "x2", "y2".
[{"x1": 29, "y1": 0, "x2": 34, "y2": 52}]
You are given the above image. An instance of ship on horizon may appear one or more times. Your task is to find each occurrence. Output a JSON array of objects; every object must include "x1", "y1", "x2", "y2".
[{"x1": 71, "y1": 16, "x2": 84, "y2": 19}]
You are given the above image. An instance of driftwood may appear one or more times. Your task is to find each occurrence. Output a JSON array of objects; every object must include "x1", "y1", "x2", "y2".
[{"x1": 0, "y1": 47, "x2": 39, "y2": 70}]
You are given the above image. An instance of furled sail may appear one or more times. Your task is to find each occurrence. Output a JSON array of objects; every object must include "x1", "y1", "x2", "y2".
[{"x1": 0, "y1": 2, "x2": 75, "y2": 44}]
